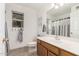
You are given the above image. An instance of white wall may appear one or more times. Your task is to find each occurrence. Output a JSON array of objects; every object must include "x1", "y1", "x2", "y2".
[
  {"x1": 37, "y1": 8, "x2": 47, "y2": 36},
  {"x1": 0, "y1": 3, "x2": 6, "y2": 56},
  {"x1": 6, "y1": 4, "x2": 37, "y2": 49},
  {"x1": 37, "y1": 7, "x2": 52, "y2": 36},
  {"x1": 0, "y1": 3, "x2": 5, "y2": 38},
  {"x1": 70, "y1": 4, "x2": 79, "y2": 40}
]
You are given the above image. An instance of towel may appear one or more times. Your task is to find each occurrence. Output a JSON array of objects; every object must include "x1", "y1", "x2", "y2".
[{"x1": 17, "y1": 28, "x2": 23, "y2": 42}]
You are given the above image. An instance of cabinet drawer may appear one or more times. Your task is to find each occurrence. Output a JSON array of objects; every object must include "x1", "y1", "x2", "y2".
[
  {"x1": 60, "y1": 50, "x2": 76, "y2": 56},
  {"x1": 48, "y1": 51, "x2": 56, "y2": 56},
  {"x1": 41, "y1": 41, "x2": 59, "y2": 55}
]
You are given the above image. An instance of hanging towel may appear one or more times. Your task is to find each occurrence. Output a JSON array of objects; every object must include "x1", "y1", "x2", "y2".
[{"x1": 17, "y1": 28, "x2": 23, "y2": 42}]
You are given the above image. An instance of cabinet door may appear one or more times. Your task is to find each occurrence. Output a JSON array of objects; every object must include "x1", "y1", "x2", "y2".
[
  {"x1": 48, "y1": 51, "x2": 56, "y2": 56},
  {"x1": 41, "y1": 41, "x2": 59, "y2": 55},
  {"x1": 37, "y1": 43, "x2": 47, "y2": 56}
]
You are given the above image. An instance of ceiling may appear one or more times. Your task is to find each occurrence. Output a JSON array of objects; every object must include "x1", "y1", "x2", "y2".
[
  {"x1": 17, "y1": 3, "x2": 77, "y2": 16},
  {"x1": 17, "y1": 3, "x2": 51, "y2": 11},
  {"x1": 48, "y1": 3, "x2": 77, "y2": 17}
]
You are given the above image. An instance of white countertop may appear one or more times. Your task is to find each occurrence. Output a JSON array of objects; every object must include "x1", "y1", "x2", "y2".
[{"x1": 37, "y1": 35, "x2": 79, "y2": 55}]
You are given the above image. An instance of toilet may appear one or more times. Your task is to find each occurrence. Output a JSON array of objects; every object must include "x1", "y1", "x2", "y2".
[{"x1": 27, "y1": 41, "x2": 37, "y2": 53}]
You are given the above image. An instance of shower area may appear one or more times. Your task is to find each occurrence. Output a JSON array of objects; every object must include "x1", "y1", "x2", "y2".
[
  {"x1": 51, "y1": 17, "x2": 70, "y2": 37},
  {"x1": 47, "y1": 16, "x2": 70, "y2": 37}
]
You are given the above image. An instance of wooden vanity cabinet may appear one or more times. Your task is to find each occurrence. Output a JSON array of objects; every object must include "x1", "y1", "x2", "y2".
[
  {"x1": 37, "y1": 39, "x2": 58, "y2": 56},
  {"x1": 37, "y1": 39, "x2": 77, "y2": 56},
  {"x1": 41, "y1": 40, "x2": 59, "y2": 55},
  {"x1": 37, "y1": 39, "x2": 41, "y2": 43},
  {"x1": 37, "y1": 40, "x2": 47, "y2": 56},
  {"x1": 48, "y1": 51, "x2": 56, "y2": 56},
  {"x1": 60, "y1": 49, "x2": 76, "y2": 56}
]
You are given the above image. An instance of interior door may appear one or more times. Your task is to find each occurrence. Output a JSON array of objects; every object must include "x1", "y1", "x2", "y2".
[
  {"x1": 0, "y1": 39, "x2": 6, "y2": 56},
  {"x1": 0, "y1": 4, "x2": 7, "y2": 56}
]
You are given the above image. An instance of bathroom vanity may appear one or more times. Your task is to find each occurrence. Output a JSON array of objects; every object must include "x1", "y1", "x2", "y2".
[{"x1": 37, "y1": 36, "x2": 79, "y2": 56}]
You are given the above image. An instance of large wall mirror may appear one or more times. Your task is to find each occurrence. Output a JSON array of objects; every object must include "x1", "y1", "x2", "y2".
[{"x1": 47, "y1": 3, "x2": 79, "y2": 39}]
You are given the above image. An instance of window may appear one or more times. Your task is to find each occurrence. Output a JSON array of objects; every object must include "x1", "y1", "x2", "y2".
[{"x1": 12, "y1": 11, "x2": 24, "y2": 28}]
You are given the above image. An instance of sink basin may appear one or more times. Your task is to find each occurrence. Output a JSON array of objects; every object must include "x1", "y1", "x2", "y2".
[{"x1": 46, "y1": 37, "x2": 63, "y2": 43}]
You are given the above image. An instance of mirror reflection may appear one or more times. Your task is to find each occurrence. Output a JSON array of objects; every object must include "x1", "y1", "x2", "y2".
[{"x1": 47, "y1": 3, "x2": 79, "y2": 39}]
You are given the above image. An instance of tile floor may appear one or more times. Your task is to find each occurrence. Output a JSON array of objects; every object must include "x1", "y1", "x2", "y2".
[{"x1": 8, "y1": 46, "x2": 37, "y2": 56}]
